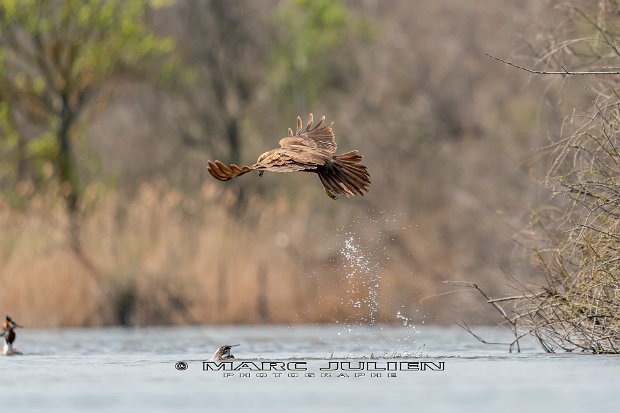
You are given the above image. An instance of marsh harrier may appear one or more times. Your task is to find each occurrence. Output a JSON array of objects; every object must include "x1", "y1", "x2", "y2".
[{"x1": 207, "y1": 114, "x2": 370, "y2": 199}]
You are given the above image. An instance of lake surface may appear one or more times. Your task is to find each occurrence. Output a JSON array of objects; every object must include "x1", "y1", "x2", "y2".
[{"x1": 1, "y1": 325, "x2": 618, "y2": 412}]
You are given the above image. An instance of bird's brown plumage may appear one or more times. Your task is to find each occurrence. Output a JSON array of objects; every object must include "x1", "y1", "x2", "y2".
[{"x1": 207, "y1": 114, "x2": 370, "y2": 199}]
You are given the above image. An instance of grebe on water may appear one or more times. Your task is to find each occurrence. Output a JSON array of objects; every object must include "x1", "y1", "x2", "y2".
[
  {"x1": 1, "y1": 315, "x2": 23, "y2": 356},
  {"x1": 211, "y1": 344, "x2": 240, "y2": 360}
]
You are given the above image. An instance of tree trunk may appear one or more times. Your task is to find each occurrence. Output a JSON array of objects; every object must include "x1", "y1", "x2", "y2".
[
  {"x1": 57, "y1": 93, "x2": 79, "y2": 216},
  {"x1": 226, "y1": 117, "x2": 246, "y2": 208},
  {"x1": 57, "y1": 93, "x2": 99, "y2": 279}
]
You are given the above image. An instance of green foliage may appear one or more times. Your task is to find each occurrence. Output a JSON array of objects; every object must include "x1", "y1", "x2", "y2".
[
  {"x1": 0, "y1": 0, "x2": 174, "y2": 208},
  {"x1": 269, "y1": 0, "x2": 373, "y2": 111}
]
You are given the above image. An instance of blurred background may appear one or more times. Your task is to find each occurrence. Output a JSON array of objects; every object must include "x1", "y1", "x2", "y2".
[{"x1": 0, "y1": 0, "x2": 577, "y2": 327}]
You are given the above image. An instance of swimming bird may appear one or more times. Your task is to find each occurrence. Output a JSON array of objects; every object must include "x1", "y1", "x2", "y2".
[
  {"x1": 207, "y1": 114, "x2": 370, "y2": 199},
  {"x1": 1, "y1": 315, "x2": 23, "y2": 356},
  {"x1": 211, "y1": 344, "x2": 240, "y2": 360}
]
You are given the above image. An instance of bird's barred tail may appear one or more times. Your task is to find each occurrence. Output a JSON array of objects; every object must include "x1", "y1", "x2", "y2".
[{"x1": 318, "y1": 151, "x2": 370, "y2": 199}]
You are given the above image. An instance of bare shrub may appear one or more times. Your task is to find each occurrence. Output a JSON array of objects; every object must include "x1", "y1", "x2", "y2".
[
  {"x1": 522, "y1": 104, "x2": 620, "y2": 353},
  {"x1": 466, "y1": 1, "x2": 620, "y2": 353}
]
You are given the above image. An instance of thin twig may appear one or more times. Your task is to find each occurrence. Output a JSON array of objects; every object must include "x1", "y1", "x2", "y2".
[
  {"x1": 443, "y1": 280, "x2": 522, "y2": 352},
  {"x1": 485, "y1": 53, "x2": 620, "y2": 75},
  {"x1": 487, "y1": 295, "x2": 539, "y2": 304},
  {"x1": 456, "y1": 321, "x2": 512, "y2": 346},
  {"x1": 443, "y1": 281, "x2": 511, "y2": 321}
]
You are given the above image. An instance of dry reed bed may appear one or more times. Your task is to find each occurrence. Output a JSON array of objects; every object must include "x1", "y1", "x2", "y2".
[{"x1": 0, "y1": 181, "x2": 434, "y2": 327}]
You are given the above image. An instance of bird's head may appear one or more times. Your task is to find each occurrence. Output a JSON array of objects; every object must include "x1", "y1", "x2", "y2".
[
  {"x1": 221, "y1": 344, "x2": 240, "y2": 357},
  {"x1": 212, "y1": 343, "x2": 240, "y2": 360},
  {"x1": 3, "y1": 315, "x2": 22, "y2": 330}
]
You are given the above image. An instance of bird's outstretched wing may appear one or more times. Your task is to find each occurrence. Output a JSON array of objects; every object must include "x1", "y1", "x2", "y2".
[
  {"x1": 281, "y1": 113, "x2": 337, "y2": 154},
  {"x1": 207, "y1": 114, "x2": 343, "y2": 185},
  {"x1": 207, "y1": 147, "x2": 325, "y2": 181},
  {"x1": 207, "y1": 161, "x2": 254, "y2": 181},
  {"x1": 254, "y1": 147, "x2": 326, "y2": 172}
]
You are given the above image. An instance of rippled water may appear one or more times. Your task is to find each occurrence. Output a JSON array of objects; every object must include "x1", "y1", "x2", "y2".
[{"x1": 1, "y1": 325, "x2": 618, "y2": 412}]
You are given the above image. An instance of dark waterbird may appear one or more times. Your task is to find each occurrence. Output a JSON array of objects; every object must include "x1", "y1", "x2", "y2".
[
  {"x1": 211, "y1": 344, "x2": 240, "y2": 360},
  {"x1": 1, "y1": 315, "x2": 23, "y2": 355}
]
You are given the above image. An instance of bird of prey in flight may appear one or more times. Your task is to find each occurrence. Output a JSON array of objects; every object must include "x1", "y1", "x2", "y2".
[{"x1": 207, "y1": 114, "x2": 370, "y2": 199}]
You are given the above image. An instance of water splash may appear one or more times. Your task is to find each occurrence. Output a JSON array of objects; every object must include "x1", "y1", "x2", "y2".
[
  {"x1": 340, "y1": 233, "x2": 380, "y2": 325},
  {"x1": 328, "y1": 211, "x2": 422, "y2": 353},
  {"x1": 395, "y1": 306, "x2": 420, "y2": 343}
]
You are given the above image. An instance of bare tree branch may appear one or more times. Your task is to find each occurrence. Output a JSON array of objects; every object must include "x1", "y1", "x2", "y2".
[
  {"x1": 442, "y1": 280, "x2": 523, "y2": 352},
  {"x1": 485, "y1": 53, "x2": 620, "y2": 76}
]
